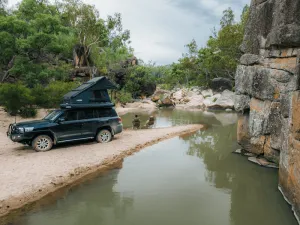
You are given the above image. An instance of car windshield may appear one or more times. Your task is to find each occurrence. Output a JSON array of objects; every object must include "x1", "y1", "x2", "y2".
[{"x1": 44, "y1": 110, "x2": 63, "y2": 121}]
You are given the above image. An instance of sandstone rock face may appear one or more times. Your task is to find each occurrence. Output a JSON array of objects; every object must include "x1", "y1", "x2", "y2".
[
  {"x1": 234, "y1": 94, "x2": 250, "y2": 112},
  {"x1": 236, "y1": 0, "x2": 300, "y2": 220},
  {"x1": 240, "y1": 54, "x2": 260, "y2": 66}
]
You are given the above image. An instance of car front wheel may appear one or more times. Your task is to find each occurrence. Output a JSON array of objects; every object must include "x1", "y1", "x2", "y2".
[
  {"x1": 32, "y1": 135, "x2": 53, "y2": 152},
  {"x1": 96, "y1": 129, "x2": 112, "y2": 143}
]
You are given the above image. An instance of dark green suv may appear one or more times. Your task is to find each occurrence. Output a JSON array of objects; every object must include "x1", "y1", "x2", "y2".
[{"x1": 7, "y1": 107, "x2": 123, "y2": 152}]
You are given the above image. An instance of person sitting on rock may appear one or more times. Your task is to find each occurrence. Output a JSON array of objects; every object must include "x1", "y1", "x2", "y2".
[
  {"x1": 145, "y1": 116, "x2": 155, "y2": 128},
  {"x1": 132, "y1": 115, "x2": 141, "y2": 130}
]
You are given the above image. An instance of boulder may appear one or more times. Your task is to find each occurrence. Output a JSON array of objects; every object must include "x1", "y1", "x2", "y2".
[
  {"x1": 240, "y1": 54, "x2": 260, "y2": 66},
  {"x1": 264, "y1": 136, "x2": 280, "y2": 164},
  {"x1": 210, "y1": 78, "x2": 233, "y2": 92},
  {"x1": 252, "y1": 67, "x2": 297, "y2": 101},
  {"x1": 201, "y1": 89, "x2": 213, "y2": 98},
  {"x1": 203, "y1": 94, "x2": 221, "y2": 108},
  {"x1": 153, "y1": 88, "x2": 171, "y2": 96},
  {"x1": 184, "y1": 95, "x2": 204, "y2": 109},
  {"x1": 249, "y1": 98, "x2": 272, "y2": 137},
  {"x1": 241, "y1": 0, "x2": 300, "y2": 54},
  {"x1": 159, "y1": 97, "x2": 175, "y2": 107},
  {"x1": 207, "y1": 90, "x2": 235, "y2": 110},
  {"x1": 237, "y1": 114, "x2": 251, "y2": 151},
  {"x1": 151, "y1": 95, "x2": 160, "y2": 102},
  {"x1": 172, "y1": 89, "x2": 186, "y2": 102},
  {"x1": 234, "y1": 94, "x2": 251, "y2": 112},
  {"x1": 235, "y1": 65, "x2": 255, "y2": 95}
]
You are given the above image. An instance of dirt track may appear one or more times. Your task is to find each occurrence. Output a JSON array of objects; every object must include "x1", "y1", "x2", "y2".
[{"x1": 0, "y1": 124, "x2": 203, "y2": 218}]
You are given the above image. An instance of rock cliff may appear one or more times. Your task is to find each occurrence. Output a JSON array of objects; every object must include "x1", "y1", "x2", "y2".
[{"x1": 235, "y1": 0, "x2": 300, "y2": 222}]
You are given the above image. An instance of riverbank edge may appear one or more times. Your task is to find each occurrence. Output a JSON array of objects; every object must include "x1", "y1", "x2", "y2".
[
  {"x1": 278, "y1": 186, "x2": 300, "y2": 225},
  {"x1": 0, "y1": 125, "x2": 203, "y2": 223}
]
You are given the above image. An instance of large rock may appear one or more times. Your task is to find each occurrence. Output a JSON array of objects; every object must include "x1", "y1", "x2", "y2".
[
  {"x1": 207, "y1": 90, "x2": 235, "y2": 110},
  {"x1": 210, "y1": 78, "x2": 233, "y2": 92},
  {"x1": 235, "y1": 65, "x2": 255, "y2": 95},
  {"x1": 159, "y1": 97, "x2": 175, "y2": 107},
  {"x1": 237, "y1": 115, "x2": 251, "y2": 151},
  {"x1": 241, "y1": 0, "x2": 300, "y2": 54},
  {"x1": 172, "y1": 89, "x2": 186, "y2": 102},
  {"x1": 184, "y1": 95, "x2": 204, "y2": 109},
  {"x1": 240, "y1": 54, "x2": 260, "y2": 66},
  {"x1": 203, "y1": 94, "x2": 221, "y2": 108},
  {"x1": 201, "y1": 89, "x2": 213, "y2": 98},
  {"x1": 264, "y1": 136, "x2": 280, "y2": 164},
  {"x1": 252, "y1": 67, "x2": 297, "y2": 101},
  {"x1": 235, "y1": 94, "x2": 251, "y2": 112},
  {"x1": 248, "y1": 98, "x2": 271, "y2": 137}
]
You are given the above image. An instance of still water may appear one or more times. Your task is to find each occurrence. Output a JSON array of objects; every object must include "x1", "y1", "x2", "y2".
[{"x1": 8, "y1": 109, "x2": 298, "y2": 225}]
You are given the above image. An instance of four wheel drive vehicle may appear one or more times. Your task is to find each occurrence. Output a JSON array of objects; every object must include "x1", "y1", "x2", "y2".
[{"x1": 7, "y1": 107, "x2": 123, "y2": 152}]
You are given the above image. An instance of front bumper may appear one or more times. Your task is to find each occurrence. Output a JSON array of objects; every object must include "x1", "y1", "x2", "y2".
[{"x1": 8, "y1": 134, "x2": 26, "y2": 142}]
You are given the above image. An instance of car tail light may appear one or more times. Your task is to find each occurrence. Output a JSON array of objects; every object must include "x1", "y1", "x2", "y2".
[{"x1": 118, "y1": 117, "x2": 122, "y2": 123}]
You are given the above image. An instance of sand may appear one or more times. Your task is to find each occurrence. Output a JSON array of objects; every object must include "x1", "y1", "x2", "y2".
[{"x1": 0, "y1": 118, "x2": 202, "y2": 217}]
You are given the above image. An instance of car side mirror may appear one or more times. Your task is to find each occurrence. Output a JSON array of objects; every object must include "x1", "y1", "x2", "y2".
[{"x1": 58, "y1": 118, "x2": 65, "y2": 124}]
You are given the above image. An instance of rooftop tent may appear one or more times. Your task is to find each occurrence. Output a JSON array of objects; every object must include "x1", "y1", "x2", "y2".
[{"x1": 61, "y1": 77, "x2": 117, "y2": 108}]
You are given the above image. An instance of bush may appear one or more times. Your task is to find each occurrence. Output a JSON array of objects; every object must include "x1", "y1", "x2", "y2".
[
  {"x1": 19, "y1": 107, "x2": 37, "y2": 118},
  {"x1": 0, "y1": 82, "x2": 33, "y2": 116},
  {"x1": 32, "y1": 81, "x2": 79, "y2": 108},
  {"x1": 116, "y1": 90, "x2": 132, "y2": 104}
]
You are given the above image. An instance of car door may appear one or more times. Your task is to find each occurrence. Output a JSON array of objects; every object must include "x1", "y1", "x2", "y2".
[
  {"x1": 79, "y1": 109, "x2": 99, "y2": 138},
  {"x1": 54, "y1": 110, "x2": 83, "y2": 142}
]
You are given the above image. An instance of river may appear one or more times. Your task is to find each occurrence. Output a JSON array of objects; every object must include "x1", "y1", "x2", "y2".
[{"x1": 5, "y1": 109, "x2": 298, "y2": 225}]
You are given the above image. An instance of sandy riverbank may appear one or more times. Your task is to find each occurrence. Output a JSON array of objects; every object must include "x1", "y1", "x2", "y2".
[{"x1": 0, "y1": 124, "x2": 203, "y2": 219}]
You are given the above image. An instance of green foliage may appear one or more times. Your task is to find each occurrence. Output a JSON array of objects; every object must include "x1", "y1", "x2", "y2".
[
  {"x1": 19, "y1": 107, "x2": 37, "y2": 118},
  {"x1": 32, "y1": 81, "x2": 79, "y2": 108},
  {"x1": 0, "y1": 83, "x2": 33, "y2": 115},
  {"x1": 115, "y1": 90, "x2": 132, "y2": 104},
  {"x1": 124, "y1": 65, "x2": 156, "y2": 97}
]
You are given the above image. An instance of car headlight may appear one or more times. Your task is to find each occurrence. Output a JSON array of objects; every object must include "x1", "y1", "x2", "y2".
[
  {"x1": 17, "y1": 127, "x2": 24, "y2": 133},
  {"x1": 24, "y1": 127, "x2": 34, "y2": 132}
]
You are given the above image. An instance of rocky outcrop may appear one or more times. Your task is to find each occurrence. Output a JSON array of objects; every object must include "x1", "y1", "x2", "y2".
[
  {"x1": 210, "y1": 78, "x2": 233, "y2": 92},
  {"x1": 235, "y1": 0, "x2": 300, "y2": 221},
  {"x1": 153, "y1": 87, "x2": 235, "y2": 110}
]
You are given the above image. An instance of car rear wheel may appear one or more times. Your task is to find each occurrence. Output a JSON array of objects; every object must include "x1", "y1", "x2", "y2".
[
  {"x1": 32, "y1": 135, "x2": 53, "y2": 152},
  {"x1": 96, "y1": 129, "x2": 112, "y2": 143}
]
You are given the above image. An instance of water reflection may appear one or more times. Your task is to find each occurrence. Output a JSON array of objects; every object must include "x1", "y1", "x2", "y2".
[
  {"x1": 183, "y1": 124, "x2": 296, "y2": 225},
  {"x1": 13, "y1": 171, "x2": 134, "y2": 225},
  {"x1": 6, "y1": 109, "x2": 298, "y2": 225}
]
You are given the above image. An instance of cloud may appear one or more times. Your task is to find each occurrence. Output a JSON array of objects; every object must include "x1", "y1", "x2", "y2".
[{"x1": 7, "y1": 0, "x2": 250, "y2": 65}]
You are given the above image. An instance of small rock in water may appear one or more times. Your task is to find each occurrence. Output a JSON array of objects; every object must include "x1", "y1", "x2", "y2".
[
  {"x1": 248, "y1": 157, "x2": 279, "y2": 169},
  {"x1": 226, "y1": 109, "x2": 233, "y2": 112},
  {"x1": 233, "y1": 149, "x2": 242, "y2": 154},
  {"x1": 244, "y1": 152, "x2": 256, "y2": 157}
]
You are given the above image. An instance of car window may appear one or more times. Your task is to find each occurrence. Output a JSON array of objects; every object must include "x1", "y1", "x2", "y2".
[
  {"x1": 65, "y1": 111, "x2": 78, "y2": 121},
  {"x1": 85, "y1": 109, "x2": 95, "y2": 119},
  {"x1": 76, "y1": 109, "x2": 97, "y2": 120},
  {"x1": 97, "y1": 109, "x2": 116, "y2": 117}
]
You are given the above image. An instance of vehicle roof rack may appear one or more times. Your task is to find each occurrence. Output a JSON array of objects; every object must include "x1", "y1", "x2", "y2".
[{"x1": 60, "y1": 103, "x2": 115, "y2": 109}]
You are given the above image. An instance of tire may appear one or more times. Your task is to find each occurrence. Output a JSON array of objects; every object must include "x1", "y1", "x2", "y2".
[
  {"x1": 96, "y1": 129, "x2": 112, "y2": 143},
  {"x1": 32, "y1": 135, "x2": 53, "y2": 152}
]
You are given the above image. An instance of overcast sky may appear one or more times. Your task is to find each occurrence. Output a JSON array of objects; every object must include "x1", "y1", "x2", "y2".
[{"x1": 8, "y1": 0, "x2": 250, "y2": 65}]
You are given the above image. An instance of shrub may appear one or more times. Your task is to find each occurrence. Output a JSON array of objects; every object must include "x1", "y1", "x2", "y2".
[
  {"x1": 116, "y1": 90, "x2": 132, "y2": 104},
  {"x1": 0, "y1": 82, "x2": 33, "y2": 116},
  {"x1": 32, "y1": 81, "x2": 79, "y2": 108},
  {"x1": 19, "y1": 107, "x2": 37, "y2": 118}
]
